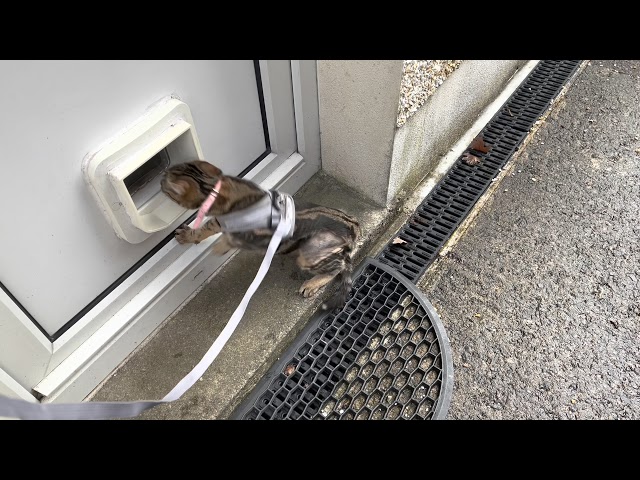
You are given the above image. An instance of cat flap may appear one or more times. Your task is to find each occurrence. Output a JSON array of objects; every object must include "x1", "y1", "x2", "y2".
[{"x1": 82, "y1": 97, "x2": 204, "y2": 243}]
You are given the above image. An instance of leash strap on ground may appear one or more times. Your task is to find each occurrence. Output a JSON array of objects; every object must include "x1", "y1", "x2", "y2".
[{"x1": 0, "y1": 202, "x2": 295, "y2": 420}]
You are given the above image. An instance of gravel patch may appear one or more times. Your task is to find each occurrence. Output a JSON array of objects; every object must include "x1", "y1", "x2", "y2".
[{"x1": 397, "y1": 60, "x2": 462, "y2": 127}]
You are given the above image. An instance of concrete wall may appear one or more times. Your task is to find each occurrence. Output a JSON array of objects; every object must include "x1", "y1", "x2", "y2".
[
  {"x1": 317, "y1": 61, "x2": 404, "y2": 206},
  {"x1": 318, "y1": 60, "x2": 529, "y2": 207},
  {"x1": 389, "y1": 60, "x2": 528, "y2": 203}
]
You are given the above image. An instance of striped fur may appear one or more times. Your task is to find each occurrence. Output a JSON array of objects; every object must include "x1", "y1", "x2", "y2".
[{"x1": 161, "y1": 160, "x2": 360, "y2": 310}]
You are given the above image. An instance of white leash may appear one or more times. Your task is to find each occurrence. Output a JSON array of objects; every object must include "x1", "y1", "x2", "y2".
[{"x1": 0, "y1": 196, "x2": 295, "y2": 420}]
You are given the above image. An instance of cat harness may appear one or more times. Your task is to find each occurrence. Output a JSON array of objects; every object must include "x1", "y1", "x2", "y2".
[{"x1": 194, "y1": 181, "x2": 296, "y2": 240}]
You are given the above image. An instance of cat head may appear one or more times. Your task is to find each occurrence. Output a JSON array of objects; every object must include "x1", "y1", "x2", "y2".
[{"x1": 160, "y1": 160, "x2": 223, "y2": 209}]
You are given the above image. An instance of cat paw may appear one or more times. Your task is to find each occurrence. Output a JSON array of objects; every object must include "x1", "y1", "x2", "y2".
[
  {"x1": 299, "y1": 280, "x2": 320, "y2": 298},
  {"x1": 175, "y1": 225, "x2": 199, "y2": 244}
]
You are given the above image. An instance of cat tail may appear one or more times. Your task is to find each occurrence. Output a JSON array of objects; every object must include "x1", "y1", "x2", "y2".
[{"x1": 321, "y1": 249, "x2": 354, "y2": 312}]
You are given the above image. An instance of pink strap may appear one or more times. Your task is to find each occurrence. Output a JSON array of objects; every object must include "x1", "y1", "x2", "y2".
[{"x1": 193, "y1": 179, "x2": 223, "y2": 228}]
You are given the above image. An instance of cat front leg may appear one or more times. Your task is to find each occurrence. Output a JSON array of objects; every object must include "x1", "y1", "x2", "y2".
[{"x1": 175, "y1": 218, "x2": 221, "y2": 245}]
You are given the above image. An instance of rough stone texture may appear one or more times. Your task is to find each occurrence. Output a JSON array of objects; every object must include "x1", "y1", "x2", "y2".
[
  {"x1": 397, "y1": 60, "x2": 462, "y2": 127},
  {"x1": 417, "y1": 60, "x2": 640, "y2": 419}
]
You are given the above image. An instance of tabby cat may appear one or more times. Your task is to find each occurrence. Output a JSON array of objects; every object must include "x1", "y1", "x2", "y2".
[{"x1": 161, "y1": 160, "x2": 360, "y2": 310}]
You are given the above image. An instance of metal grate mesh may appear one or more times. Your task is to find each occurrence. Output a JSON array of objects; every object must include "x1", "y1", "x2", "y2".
[
  {"x1": 376, "y1": 60, "x2": 582, "y2": 283},
  {"x1": 232, "y1": 258, "x2": 453, "y2": 420}
]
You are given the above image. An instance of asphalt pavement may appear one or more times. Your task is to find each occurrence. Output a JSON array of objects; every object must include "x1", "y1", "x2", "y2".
[{"x1": 416, "y1": 60, "x2": 640, "y2": 419}]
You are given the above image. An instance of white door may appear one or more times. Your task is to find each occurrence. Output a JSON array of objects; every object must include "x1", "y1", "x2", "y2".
[{"x1": 0, "y1": 60, "x2": 320, "y2": 402}]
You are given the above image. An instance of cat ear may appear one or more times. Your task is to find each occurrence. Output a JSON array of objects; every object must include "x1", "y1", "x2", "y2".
[
  {"x1": 165, "y1": 179, "x2": 190, "y2": 197},
  {"x1": 194, "y1": 160, "x2": 222, "y2": 178}
]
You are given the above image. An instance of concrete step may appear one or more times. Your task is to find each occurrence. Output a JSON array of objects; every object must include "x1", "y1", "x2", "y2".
[{"x1": 88, "y1": 170, "x2": 401, "y2": 419}]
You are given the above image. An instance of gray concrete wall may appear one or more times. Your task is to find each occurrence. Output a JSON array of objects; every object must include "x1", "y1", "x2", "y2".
[
  {"x1": 318, "y1": 60, "x2": 529, "y2": 207},
  {"x1": 317, "y1": 61, "x2": 404, "y2": 206},
  {"x1": 388, "y1": 60, "x2": 528, "y2": 203}
]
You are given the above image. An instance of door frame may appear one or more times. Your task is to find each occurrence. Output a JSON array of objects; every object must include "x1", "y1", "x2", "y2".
[{"x1": 0, "y1": 60, "x2": 320, "y2": 403}]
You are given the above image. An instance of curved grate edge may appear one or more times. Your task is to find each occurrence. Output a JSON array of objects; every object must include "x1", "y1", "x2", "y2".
[{"x1": 231, "y1": 258, "x2": 454, "y2": 420}]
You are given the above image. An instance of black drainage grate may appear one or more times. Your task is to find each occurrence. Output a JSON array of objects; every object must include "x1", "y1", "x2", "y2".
[
  {"x1": 232, "y1": 60, "x2": 582, "y2": 420},
  {"x1": 231, "y1": 258, "x2": 454, "y2": 420},
  {"x1": 376, "y1": 60, "x2": 582, "y2": 283}
]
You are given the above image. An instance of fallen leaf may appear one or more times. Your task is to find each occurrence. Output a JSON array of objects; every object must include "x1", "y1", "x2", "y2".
[
  {"x1": 283, "y1": 364, "x2": 296, "y2": 376},
  {"x1": 392, "y1": 237, "x2": 407, "y2": 245},
  {"x1": 462, "y1": 152, "x2": 481, "y2": 166},
  {"x1": 470, "y1": 135, "x2": 491, "y2": 154}
]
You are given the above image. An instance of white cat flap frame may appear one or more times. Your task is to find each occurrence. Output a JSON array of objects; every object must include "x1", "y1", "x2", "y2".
[{"x1": 82, "y1": 96, "x2": 204, "y2": 244}]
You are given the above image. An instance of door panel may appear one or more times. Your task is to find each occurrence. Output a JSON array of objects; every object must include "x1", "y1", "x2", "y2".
[
  {"x1": 0, "y1": 60, "x2": 321, "y2": 402},
  {"x1": 0, "y1": 60, "x2": 266, "y2": 334}
]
